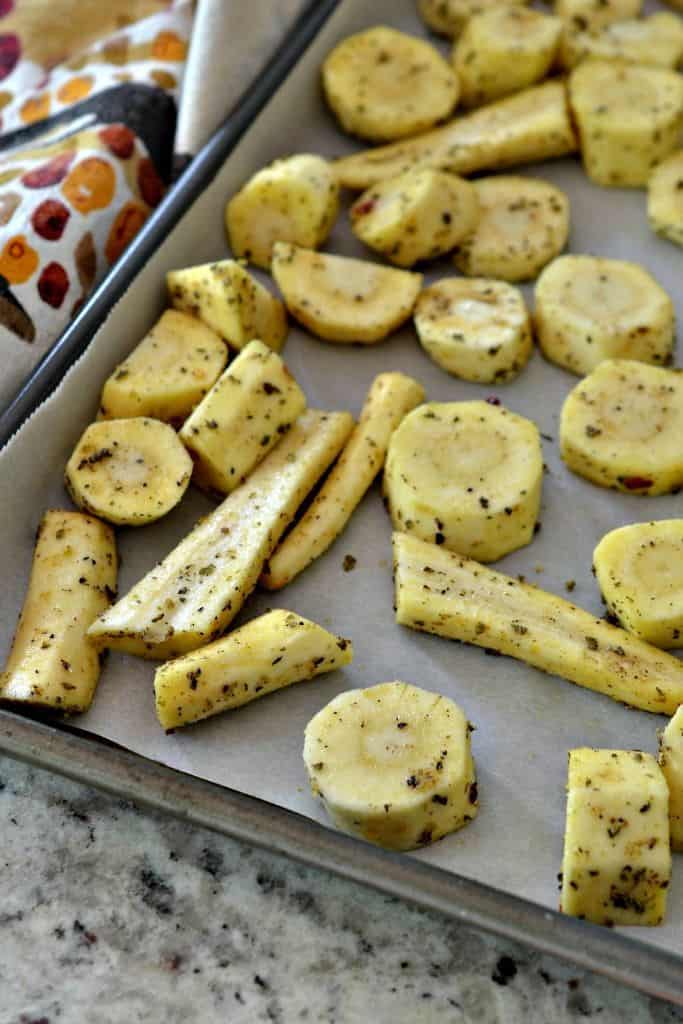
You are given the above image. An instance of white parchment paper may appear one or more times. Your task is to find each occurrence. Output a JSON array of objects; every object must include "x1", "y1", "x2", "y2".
[{"x1": 2, "y1": 0, "x2": 683, "y2": 954}]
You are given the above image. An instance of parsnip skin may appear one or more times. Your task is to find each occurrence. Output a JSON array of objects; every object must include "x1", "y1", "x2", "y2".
[
  {"x1": 154, "y1": 610, "x2": 353, "y2": 731},
  {"x1": 334, "y1": 81, "x2": 578, "y2": 191},
  {"x1": 648, "y1": 150, "x2": 683, "y2": 248},
  {"x1": 419, "y1": 0, "x2": 531, "y2": 38},
  {"x1": 1, "y1": 510, "x2": 116, "y2": 714},
  {"x1": 559, "y1": 13, "x2": 683, "y2": 72},
  {"x1": 88, "y1": 411, "x2": 353, "y2": 659},
  {"x1": 261, "y1": 373, "x2": 424, "y2": 591},
  {"x1": 555, "y1": 0, "x2": 642, "y2": 32},
  {"x1": 659, "y1": 705, "x2": 683, "y2": 850},
  {"x1": 393, "y1": 531, "x2": 683, "y2": 714}
]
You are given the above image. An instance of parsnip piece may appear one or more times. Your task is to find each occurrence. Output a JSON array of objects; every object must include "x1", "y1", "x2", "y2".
[
  {"x1": 385, "y1": 401, "x2": 542, "y2": 563},
  {"x1": 167, "y1": 260, "x2": 287, "y2": 353},
  {"x1": 569, "y1": 60, "x2": 683, "y2": 187},
  {"x1": 560, "y1": 13, "x2": 683, "y2": 71},
  {"x1": 659, "y1": 705, "x2": 683, "y2": 850},
  {"x1": 98, "y1": 310, "x2": 227, "y2": 425},
  {"x1": 561, "y1": 749, "x2": 670, "y2": 926},
  {"x1": 154, "y1": 609, "x2": 353, "y2": 731},
  {"x1": 65, "y1": 418, "x2": 193, "y2": 527},
  {"x1": 303, "y1": 681, "x2": 478, "y2": 851},
  {"x1": 334, "y1": 81, "x2": 577, "y2": 190},
  {"x1": 559, "y1": 359, "x2": 683, "y2": 495},
  {"x1": 179, "y1": 339, "x2": 307, "y2": 496},
  {"x1": 555, "y1": 0, "x2": 642, "y2": 32},
  {"x1": 535, "y1": 255, "x2": 674, "y2": 376},
  {"x1": 414, "y1": 278, "x2": 532, "y2": 383},
  {"x1": 648, "y1": 150, "x2": 683, "y2": 247},
  {"x1": 454, "y1": 7, "x2": 563, "y2": 108},
  {"x1": 454, "y1": 175, "x2": 569, "y2": 283},
  {"x1": 225, "y1": 154, "x2": 340, "y2": 270},
  {"x1": 418, "y1": 0, "x2": 530, "y2": 38},
  {"x1": 593, "y1": 520, "x2": 683, "y2": 649},
  {"x1": 322, "y1": 26, "x2": 459, "y2": 142},
  {"x1": 393, "y1": 531, "x2": 683, "y2": 714},
  {"x1": 350, "y1": 170, "x2": 480, "y2": 268},
  {"x1": 271, "y1": 243, "x2": 422, "y2": 344},
  {"x1": 262, "y1": 372, "x2": 424, "y2": 590},
  {"x1": 88, "y1": 410, "x2": 353, "y2": 659},
  {"x1": 0, "y1": 510, "x2": 116, "y2": 714}
]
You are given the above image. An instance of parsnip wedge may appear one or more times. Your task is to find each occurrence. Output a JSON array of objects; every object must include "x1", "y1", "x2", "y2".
[
  {"x1": 418, "y1": 0, "x2": 530, "y2": 39},
  {"x1": 334, "y1": 81, "x2": 577, "y2": 191},
  {"x1": 88, "y1": 410, "x2": 354, "y2": 659},
  {"x1": 154, "y1": 610, "x2": 353, "y2": 731},
  {"x1": 560, "y1": 13, "x2": 683, "y2": 71},
  {"x1": 179, "y1": 339, "x2": 307, "y2": 496},
  {"x1": 561, "y1": 749, "x2": 670, "y2": 926},
  {"x1": 453, "y1": 175, "x2": 569, "y2": 283},
  {"x1": 535, "y1": 255, "x2": 674, "y2": 376},
  {"x1": 569, "y1": 60, "x2": 683, "y2": 187},
  {"x1": 559, "y1": 360, "x2": 683, "y2": 495},
  {"x1": 98, "y1": 310, "x2": 227, "y2": 425},
  {"x1": 414, "y1": 278, "x2": 533, "y2": 383},
  {"x1": 648, "y1": 150, "x2": 683, "y2": 248},
  {"x1": 1, "y1": 510, "x2": 116, "y2": 714},
  {"x1": 262, "y1": 372, "x2": 424, "y2": 590},
  {"x1": 322, "y1": 26, "x2": 459, "y2": 142},
  {"x1": 350, "y1": 170, "x2": 480, "y2": 268},
  {"x1": 271, "y1": 243, "x2": 422, "y2": 344},
  {"x1": 65, "y1": 418, "x2": 193, "y2": 527},
  {"x1": 303, "y1": 681, "x2": 478, "y2": 851},
  {"x1": 593, "y1": 520, "x2": 683, "y2": 649},
  {"x1": 384, "y1": 401, "x2": 542, "y2": 563},
  {"x1": 225, "y1": 154, "x2": 340, "y2": 270},
  {"x1": 454, "y1": 7, "x2": 562, "y2": 109},
  {"x1": 167, "y1": 259, "x2": 287, "y2": 353},
  {"x1": 393, "y1": 531, "x2": 683, "y2": 714},
  {"x1": 659, "y1": 705, "x2": 683, "y2": 850},
  {"x1": 555, "y1": 0, "x2": 642, "y2": 32}
]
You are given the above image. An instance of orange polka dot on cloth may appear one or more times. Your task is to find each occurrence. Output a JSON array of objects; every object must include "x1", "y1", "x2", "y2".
[
  {"x1": 20, "y1": 92, "x2": 51, "y2": 124},
  {"x1": 149, "y1": 68, "x2": 176, "y2": 89},
  {"x1": 151, "y1": 30, "x2": 186, "y2": 61},
  {"x1": 56, "y1": 75, "x2": 94, "y2": 104},
  {"x1": 0, "y1": 233, "x2": 38, "y2": 283},
  {"x1": 105, "y1": 200, "x2": 147, "y2": 264},
  {"x1": 61, "y1": 156, "x2": 115, "y2": 214}
]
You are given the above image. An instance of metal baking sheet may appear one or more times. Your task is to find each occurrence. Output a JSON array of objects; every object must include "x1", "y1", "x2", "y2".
[{"x1": 2, "y1": 0, "x2": 683, "y2": 1000}]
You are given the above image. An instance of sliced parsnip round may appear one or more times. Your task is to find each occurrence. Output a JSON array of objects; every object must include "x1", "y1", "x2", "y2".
[
  {"x1": 384, "y1": 400, "x2": 543, "y2": 562},
  {"x1": 559, "y1": 359, "x2": 683, "y2": 495},
  {"x1": 322, "y1": 26, "x2": 459, "y2": 142},
  {"x1": 414, "y1": 278, "x2": 532, "y2": 383},
  {"x1": 65, "y1": 418, "x2": 193, "y2": 526},
  {"x1": 350, "y1": 169, "x2": 479, "y2": 267},
  {"x1": 225, "y1": 154, "x2": 340, "y2": 270},
  {"x1": 569, "y1": 60, "x2": 683, "y2": 187},
  {"x1": 660, "y1": 706, "x2": 683, "y2": 851},
  {"x1": 453, "y1": 7, "x2": 562, "y2": 109},
  {"x1": 648, "y1": 150, "x2": 683, "y2": 247},
  {"x1": 453, "y1": 175, "x2": 569, "y2": 283},
  {"x1": 560, "y1": 13, "x2": 683, "y2": 71},
  {"x1": 303, "y1": 681, "x2": 478, "y2": 851},
  {"x1": 271, "y1": 242, "x2": 422, "y2": 344},
  {"x1": 535, "y1": 255, "x2": 674, "y2": 376},
  {"x1": 555, "y1": 0, "x2": 642, "y2": 32},
  {"x1": 418, "y1": 0, "x2": 530, "y2": 38},
  {"x1": 593, "y1": 520, "x2": 683, "y2": 648}
]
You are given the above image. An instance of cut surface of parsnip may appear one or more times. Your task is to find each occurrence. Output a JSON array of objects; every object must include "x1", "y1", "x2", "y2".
[
  {"x1": 418, "y1": 0, "x2": 530, "y2": 37},
  {"x1": 559, "y1": 359, "x2": 683, "y2": 495},
  {"x1": 334, "y1": 81, "x2": 577, "y2": 191},
  {"x1": 659, "y1": 705, "x2": 683, "y2": 850},
  {"x1": 303, "y1": 681, "x2": 478, "y2": 851},
  {"x1": 555, "y1": 0, "x2": 642, "y2": 32},
  {"x1": 167, "y1": 259, "x2": 287, "y2": 352},
  {"x1": 322, "y1": 26, "x2": 459, "y2": 142},
  {"x1": 88, "y1": 410, "x2": 354, "y2": 659},
  {"x1": 414, "y1": 278, "x2": 532, "y2": 383},
  {"x1": 393, "y1": 531, "x2": 683, "y2": 714},
  {"x1": 225, "y1": 154, "x2": 339, "y2": 270},
  {"x1": 179, "y1": 339, "x2": 307, "y2": 496},
  {"x1": 98, "y1": 310, "x2": 227, "y2": 425},
  {"x1": 535, "y1": 255, "x2": 674, "y2": 376},
  {"x1": 262, "y1": 372, "x2": 424, "y2": 590},
  {"x1": 1, "y1": 510, "x2": 116, "y2": 714},
  {"x1": 154, "y1": 609, "x2": 353, "y2": 731},
  {"x1": 384, "y1": 401, "x2": 542, "y2": 563},
  {"x1": 560, "y1": 12, "x2": 683, "y2": 71},
  {"x1": 561, "y1": 748, "x2": 670, "y2": 926},
  {"x1": 593, "y1": 520, "x2": 683, "y2": 649},
  {"x1": 271, "y1": 243, "x2": 422, "y2": 344},
  {"x1": 648, "y1": 150, "x2": 683, "y2": 248}
]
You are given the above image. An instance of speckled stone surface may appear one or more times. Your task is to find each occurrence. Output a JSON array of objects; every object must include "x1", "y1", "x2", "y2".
[{"x1": 1, "y1": 754, "x2": 682, "y2": 1024}]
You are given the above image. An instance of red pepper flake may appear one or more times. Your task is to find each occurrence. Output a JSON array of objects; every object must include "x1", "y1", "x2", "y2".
[
  {"x1": 352, "y1": 197, "x2": 377, "y2": 218},
  {"x1": 621, "y1": 475, "x2": 653, "y2": 490},
  {"x1": 485, "y1": 395, "x2": 501, "y2": 405}
]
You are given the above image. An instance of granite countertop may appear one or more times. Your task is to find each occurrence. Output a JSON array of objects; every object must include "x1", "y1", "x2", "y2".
[{"x1": 0, "y1": 754, "x2": 681, "y2": 1023}]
